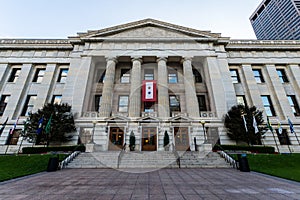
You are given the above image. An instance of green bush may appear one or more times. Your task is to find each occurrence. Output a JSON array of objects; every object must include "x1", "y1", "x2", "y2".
[
  {"x1": 22, "y1": 144, "x2": 85, "y2": 154},
  {"x1": 213, "y1": 144, "x2": 275, "y2": 154}
]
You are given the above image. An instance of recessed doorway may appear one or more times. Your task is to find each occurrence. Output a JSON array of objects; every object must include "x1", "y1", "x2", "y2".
[{"x1": 142, "y1": 127, "x2": 157, "y2": 151}]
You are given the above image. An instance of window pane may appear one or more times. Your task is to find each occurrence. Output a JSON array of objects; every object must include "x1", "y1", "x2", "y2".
[
  {"x1": 58, "y1": 69, "x2": 69, "y2": 83},
  {"x1": 237, "y1": 96, "x2": 246, "y2": 106},
  {"x1": 144, "y1": 69, "x2": 154, "y2": 80},
  {"x1": 230, "y1": 69, "x2": 239, "y2": 83},
  {"x1": 120, "y1": 69, "x2": 130, "y2": 83},
  {"x1": 119, "y1": 96, "x2": 129, "y2": 112}
]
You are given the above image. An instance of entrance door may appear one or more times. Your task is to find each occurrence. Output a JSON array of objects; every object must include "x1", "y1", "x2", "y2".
[
  {"x1": 174, "y1": 127, "x2": 190, "y2": 151},
  {"x1": 109, "y1": 127, "x2": 124, "y2": 150},
  {"x1": 142, "y1": 127, "x2": 157, "y2": 151}
]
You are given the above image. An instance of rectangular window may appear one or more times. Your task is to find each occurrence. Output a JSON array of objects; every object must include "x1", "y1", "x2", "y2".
[
  {"x1": 57, "y1": 68, "x2": 69, "y2": 83},
  {"x1": 168, "y1": 68, "x2": 178, "y2": 83},
  {"x1": 287, "y1": 95, "x2": 300, "y2": 116},
  {"x1": 21, "y1": 95, "x2": 37, "y2": 116},
  {"x1": 197, "y1": 95, "x2": 207, "y2": 112},
  {"x1": 193, "y1": 68, "x2": 202, "y2": 83},
  {"x1": 230, "y1": 69, "x2": 240, "y2": 83},
  {"x1": 98, "y1": 70, "x2": 106, "y2": 83},
  {"x1": 52, "y1": 95, "x2": 62, "y2": 105},
  {"x1": 144, "y1": 102, "x2": 155, "y2": 112},
  {"x1": 118, "y1": 96, "x2": 129, "y2": 112},
  {"x1": 169, "y1": 95, "x2": 181, "y2": 115},
  {"x1": 144, "y1": 69, "x2": 154, "y2": 80},
  {"x1": 277, "y1": 69, "x2": 288, "y2": 83},
  {"x1": 253, "y1": 69, "x2": 264, "y2": 83},
  {"x1": 95, "y1": 95, "x2": 102, "y2": 112},
  {"x1": 261, "y1": 95, "x2": 275, "y2": 116},
  {"x1": 0, "y1": 95, "x2": 10, "y2": 116},
  {"x1": 8, "y1": 68, "x2": 21, "y2": 83},
  {"x1": 32, "y1": 68, "x2": 46, "y2": 83},
  {"x1": 276, "y1": 129, "x2": 291, "y2": 145},
  {"x1": 236, "y1": 95, "x2": 247, "y2": 106},
  {"x1": 120, "y1": 68, "x2": 130, "y2": 83}
]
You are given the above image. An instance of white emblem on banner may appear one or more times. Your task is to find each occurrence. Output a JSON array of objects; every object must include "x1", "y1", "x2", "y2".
[{"x1": 145, "y1": 82, "x2": 153, "y2": 99}]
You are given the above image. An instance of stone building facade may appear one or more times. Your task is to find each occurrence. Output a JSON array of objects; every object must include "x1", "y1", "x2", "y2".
[{"x1": 0, "y1": 19, "x2": 300, "y2": 153}]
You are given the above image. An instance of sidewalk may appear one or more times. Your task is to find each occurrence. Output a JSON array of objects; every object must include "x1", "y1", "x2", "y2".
[{"x1": 0, "y1": 168, "x2": 299, "y2": 200}]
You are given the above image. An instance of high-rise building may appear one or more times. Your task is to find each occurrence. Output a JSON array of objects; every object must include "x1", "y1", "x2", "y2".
[
  {"x1": 0, "y1": 19, "x2": 300, "y2": 155},
  {"x1": 250, "y1": 0, "x2": 300, "y2": 40}
]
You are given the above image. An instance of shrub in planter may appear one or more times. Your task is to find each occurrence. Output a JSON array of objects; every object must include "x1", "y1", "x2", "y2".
[
  {"x1": 163, "y1": 131, "x2": 170, "y2": 150},
  {"x1": 129, "y1": 131, "x2": 135, "y2": 151}
]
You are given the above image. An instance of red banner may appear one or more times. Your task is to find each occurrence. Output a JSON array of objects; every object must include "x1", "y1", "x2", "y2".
[{"x1": 142, "y1": 80, "x2": 156, "y2": 102}]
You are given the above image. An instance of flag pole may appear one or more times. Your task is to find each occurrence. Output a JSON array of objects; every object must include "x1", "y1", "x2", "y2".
[
  {"x1": 270, "y1": 129, "x2": 280, "y2": 153},
  {"x1": 267, "y1": 116, "x2": 280, "y2": 153}
]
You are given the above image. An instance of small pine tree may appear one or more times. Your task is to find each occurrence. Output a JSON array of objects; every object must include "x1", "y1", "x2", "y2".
[
  {"x1": 25, "y1": 103, "x2": 76, "y2": 145},
  {"x1": 163, "y1": 131, "x2": 170, "y2": 147},
  {"x1": 224, "y1": 104, "x2": 267, "y2": 145},
  {"x1": 129, "y1": 131, "x2": 135, "y2": 151}
]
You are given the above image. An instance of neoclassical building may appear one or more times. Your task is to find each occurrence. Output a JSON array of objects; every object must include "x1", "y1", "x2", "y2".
[{"x1": 0, "y1": 19, "x2": 300, "y2": 153}]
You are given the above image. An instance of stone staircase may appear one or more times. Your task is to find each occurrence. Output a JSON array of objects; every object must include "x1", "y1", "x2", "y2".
[
  {"x1": 66, "y1": 151, "x2": 119, "y2": 168},
  {"x1": 179, "y1": 151, "x2": 232, "y2": 168},
  {"x1": 118, "y1": 151, "x2": 178, "y2": 168},
  {"x1": 66, "y1": 151, "x2": 232, "y2": 169}
]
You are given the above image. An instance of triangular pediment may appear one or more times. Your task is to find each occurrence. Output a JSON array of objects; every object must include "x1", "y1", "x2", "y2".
[
  {"x1": 169, "y1": 115, "x2": 192, "y2": 122},
  {"x1": 75, "y1": 18, "x2": 222, "y2": 39},
  {"x1": 137, "y1": 115, "x2": 161, "y2": 121},
  {"x1": 105, "y1": 115, "x2": 130, "y2": 122}
]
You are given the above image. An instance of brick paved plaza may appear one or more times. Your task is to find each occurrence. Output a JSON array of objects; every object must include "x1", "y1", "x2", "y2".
[{"x1": 0, "y1": 168, "x2": 299, "y2": 200}]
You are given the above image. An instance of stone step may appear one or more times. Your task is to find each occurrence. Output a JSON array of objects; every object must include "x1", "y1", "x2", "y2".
[{"x1": 67, "y1": 151, "x2": 231, "y2": 169}]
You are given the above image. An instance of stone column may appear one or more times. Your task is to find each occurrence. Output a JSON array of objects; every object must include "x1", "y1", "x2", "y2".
[
  {"x1": 99, "y1": 57, "x2": 117, "y2": 117},
  {"x1": 129, "y1": 57, "x2": 142, "y2": 118},
  {"x1": 157, "y1": 57, "x2": 170, "y2": 118},
  {"x1": 183, "y1": 57, "x2": 200, "y2": 118}
]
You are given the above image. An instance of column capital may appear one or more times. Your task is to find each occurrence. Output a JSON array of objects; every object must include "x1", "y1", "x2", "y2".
[
  {"x1": 131, "y1": 57, "x2": 143, "y2": 63},
  {"x1": 182, "y1": 57, "x2": 193, "y2": 63},
  {"x1": 106, "y1": 57, "x2": 118, "y2": 63},
  {"x1": 156, "y1": 57, "x2": 168, "y2": 63}
]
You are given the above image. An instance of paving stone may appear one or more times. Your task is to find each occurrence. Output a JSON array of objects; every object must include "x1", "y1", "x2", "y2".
[{"x1": 0, "y1": 168, "x2": 300, "y2": 199}]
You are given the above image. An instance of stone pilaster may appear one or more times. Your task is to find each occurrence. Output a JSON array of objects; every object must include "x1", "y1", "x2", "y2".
[
  {"x1": 34, "y1": 64, "x2": 56, "y2": 110},
  {"x1": 99, "y1": 57, "x2": 117, "y2": 117},
  {"x1": 265, "y1": 64, "x2": 293, "y2": 118},
  {"x1": 183, "y1": 57, "x2": 200, "y2": 118},
  {"x1": 129, "y1": 57, "x2": 142, "y2": 118},
  {"x1": 241, "y1": 64, "x2": 263, "y2": 108},
  {"x1": 5, "y1": 64, "x2": 31, "y2": 118},
  {"x1": 157, "y1": 57, "x2": 170, "y2": 118}
]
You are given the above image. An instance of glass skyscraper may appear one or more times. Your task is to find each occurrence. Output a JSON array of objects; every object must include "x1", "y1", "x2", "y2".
[{"x1": 250, "y1": 0, "x2": 300, "y2": 40}]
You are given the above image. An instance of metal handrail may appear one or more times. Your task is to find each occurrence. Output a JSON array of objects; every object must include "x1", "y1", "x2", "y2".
[
  {"x1": 171, "y1": 143, "x2": 180, "y2": 168},
  {"x1": 60, "y1": 151, "x2": 81, "y2": 169},
  {"x1": 218, "y1": 151, "x2": 238, "y2": 169},
  {"x1": 117, "y1": 143, "x2": 126, "y2": 169}
]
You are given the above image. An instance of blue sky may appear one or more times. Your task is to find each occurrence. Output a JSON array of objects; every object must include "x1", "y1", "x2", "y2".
[{"x1": 0, "y1": 0, "x2": 262, "y2": 39}]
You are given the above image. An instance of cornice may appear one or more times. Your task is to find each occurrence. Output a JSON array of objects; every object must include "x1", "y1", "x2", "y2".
[
  {"x1": 0, "y1": 39, "x2": 73, "y2": 50},
  {"x1": 227, "y1": 40, "x2": 300, "y2": 50}
]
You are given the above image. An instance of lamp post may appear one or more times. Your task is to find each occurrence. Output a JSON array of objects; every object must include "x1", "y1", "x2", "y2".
[
  {"x1": 90, "y1": 120, "x2": 97, "y2": 144},
  {"x1": 200, "y1": 120, "x2": 207, "y2": 143}
]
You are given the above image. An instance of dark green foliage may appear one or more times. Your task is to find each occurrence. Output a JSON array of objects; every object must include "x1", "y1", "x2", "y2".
[
  {"x1": 25, "y1": 103, "x2": 76, "y2": 145},
  {"x1": 22, "y1": 145, "x2": 85, "y2": 154},
  {"x1": 163, "y1": 131, "x2": 170, "y2": 147},
  {"x1": 129, "y1": 131, "x2": 135, "y2": 151},
  {"x1": 213, "y1": 144, "x2": 275, "y2": 154},
  {"x1": 224, "y1": 104, "x2": 268, "y2": 145}
]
